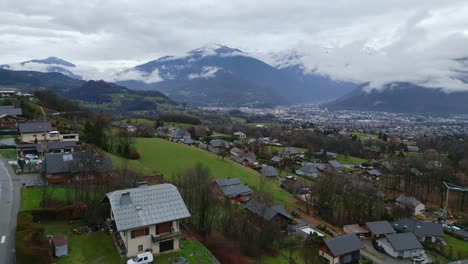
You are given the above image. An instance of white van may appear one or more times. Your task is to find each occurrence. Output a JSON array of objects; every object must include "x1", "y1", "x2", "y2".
[{"x1": 127, "y1": 252, "x2": 153, "y2": 264}]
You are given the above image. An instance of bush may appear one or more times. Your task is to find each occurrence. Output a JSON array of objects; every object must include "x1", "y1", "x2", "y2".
[
  {"x1": 28, "y1": 202, "x2": 88, "y2": 221},
  {"x1": 16, "y1": 212, "x2": 52, "y2": 264},
  {"x1": 128, "y1": 149, "x2": 141, "y2": 160}
]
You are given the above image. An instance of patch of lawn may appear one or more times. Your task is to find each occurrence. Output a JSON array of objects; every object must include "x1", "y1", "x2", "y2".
[
  {"x1": 42, "y1": 221, "x2": 124, "y2": 264},
  {"x1": 336, "y1": 154, "x2": 367, "y2": 165},
  {"x1": 230, "y1": 116, "x2": 247, "y2": 123},
  {"x1": 0, "y1": 148, "x2": 16, "y2": 159},
  {"x1": 153, "y1": 239, "x2": 213, "y2": 264},
  {"x1": 20, "y1": 187, "x2": 67, "y2": 211},
  {"x1": 110, "y1": 138, "x2": 296, "y2": 207},
  {"x1": 262, "y1": 248, "x2": 305, "y2": 264},
  {"x1": 444, "y1": 234, "x2": 468, "y2": 259}
]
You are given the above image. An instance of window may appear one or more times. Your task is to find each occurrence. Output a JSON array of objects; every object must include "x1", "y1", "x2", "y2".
[
  {"x1": 138, "y1": 245, "x2": 143, "y2": 251},
  {"x1": 131, "y1": 228, "x2": 149, "y2": 238},
  {"x1": 33, "y1": 134, "x2": 37, "y2": 138},
  {"x1": 156, "y1": 222, "x2": 172, "y2": 234}
]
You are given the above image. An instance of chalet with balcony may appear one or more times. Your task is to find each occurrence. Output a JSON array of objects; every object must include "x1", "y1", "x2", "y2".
[
  {"x1": 319, "y1": 234, "x2": 364, "y2": 264},
  {"x1": 212, "y1": 178, "x2": 252, "y2": 202},
  {"x1": 245, "y1": 199, "x2": 294, "y2": 232},
  {"x1": 104, "y1": 184, "x2": 191, "y2": 257}
]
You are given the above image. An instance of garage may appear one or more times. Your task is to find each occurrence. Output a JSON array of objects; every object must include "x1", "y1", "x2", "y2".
[{"x1": 159, "y1": 240, "x2": 174, "y2": 253}]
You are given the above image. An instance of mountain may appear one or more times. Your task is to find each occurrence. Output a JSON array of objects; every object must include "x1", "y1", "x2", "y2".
[
  {"x1": 1, "y1": 57, "x2": 81, "y2": 79},
  {"x1": 324, "y1": 82, "x2": 468, "y2": 115},
  {"x1": 0, "y1": 69, "x2": 174, "y2": 113},
  {"x1": 115, "y1": 44, "x2": 357, "y2": 106}
]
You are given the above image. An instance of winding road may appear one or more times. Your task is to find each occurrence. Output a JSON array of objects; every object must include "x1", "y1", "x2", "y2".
[{"x1": 0, "y1": 158, "x2": 20, "y2": 264}]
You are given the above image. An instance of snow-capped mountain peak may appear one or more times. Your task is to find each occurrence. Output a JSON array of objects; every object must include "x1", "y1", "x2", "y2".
[{"x1": 21, "y1": 57, "x2": 76, "y2": 67}]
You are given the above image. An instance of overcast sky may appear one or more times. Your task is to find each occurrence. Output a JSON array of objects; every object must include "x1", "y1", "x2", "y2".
[{"x1": 1, "y1": 0, "x2": 468, "y2": 90}]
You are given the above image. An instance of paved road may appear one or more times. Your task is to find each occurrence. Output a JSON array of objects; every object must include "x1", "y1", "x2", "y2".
[{"x1": 0, "y1": 158, "x2": 20, "y2": 264}]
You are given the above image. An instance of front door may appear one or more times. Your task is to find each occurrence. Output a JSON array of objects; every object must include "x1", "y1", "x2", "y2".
[{"x1": 159, "y1": 240, "x2": 174, "y2": 252}]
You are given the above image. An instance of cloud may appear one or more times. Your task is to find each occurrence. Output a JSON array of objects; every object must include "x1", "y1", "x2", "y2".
[
  {"x1": 188, "y1": 66, "x2": 221, "y2": 80},
  {"x1": 111, "y1": 69, "x2": 163, "y2": 83},
  {"x1": 1, "y1": 0, "x2": 468, "y2": 91}
]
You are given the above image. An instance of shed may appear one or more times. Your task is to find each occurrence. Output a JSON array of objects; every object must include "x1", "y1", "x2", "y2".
[{"x1": 52, "y1": 236, "x2": 68, "y2": 257}]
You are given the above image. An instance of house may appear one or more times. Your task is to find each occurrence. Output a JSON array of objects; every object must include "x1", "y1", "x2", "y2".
[
  {"x1": 209, "y1": 139, "x2": 227, "y2": 155},
  {"x1": 392, "y1": 218, "x2": 444, "y2": 243},
  {"x1": 46, "y1": 141, "x2": 76, "y2": 153},
  {"x1": 260, "y1": 166, "x2": 278, "y2": 177},
  {"x1": 380, "y1": 160, "x2": 394, "y2": 172},
  {"x1": 271, "y1": 155, "x2": 283, "y2": 164},
  {"x1": 410, "y1": 168, "x2": 423, "y2": 177},
  {"x1": 104, "y1": 184, "x2": 191, "y2": 257},
  {"x1": 278, "y1": 147, "x2": 302, "y2": 157},
  {"x1": 395, "y1": 194, "x2": 425, "y2": 215},
  {"x1": 169, "y1": 128, "x2": 190, "y2": 142},
  {"x1": 179, "y1": 138, "x2": 194, "y2": 145},
  {"x1": 366, "y1": 169, "x2": 382, "y2": 179},
  {"x1": 230, "y1": 147, "x2": 243, "y2": 157},
  {"x1": 232, "y1": 152, "x2": 256, "y2": 166},
  {"x1": 42, "y1": 151, "x2": 113, "y2": 183},
  {"x1": 329, "y1": 160, "x2": 343, "y2": 169},
  {"x1": 212, "y1": 178, "x2": 252, "y2": 202},
  {"x1": 18, "y1": 121, "x2": 53, "y2": 143},
  {"x1": 245, "y1": 199, "x2": 294, "y2": 232},
  {"x1": 52, "y1": 236, "x2": 68, "y2": 257},
  {"x1": 377, "y1": 232, "x2": 424, "y2": 259},
  {"x1": 407, "y1": 146, "x2": 419, "y2": 152},
  {"x1": 0, "y1": 105, "x2": 22, "y2": 128},
  {"x1": 60, "y1": 133, "x2": 79, "y2": 142},
  {"x1": 365, "y1": 221, "x2": 396, "y2": 239},
  {"x1": 295, "y1": 164, "x2": 319, "y2": 178},
  {"x1": 233, "y1": 131, "x2": 246, "y2": 139},
  {"x1": 319, "y1": 234, "x2": 364, "y2": 264}
]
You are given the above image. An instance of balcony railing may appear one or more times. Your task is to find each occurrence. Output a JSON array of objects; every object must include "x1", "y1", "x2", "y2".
[{"x1": 151, "y1": 231, "x2": 182, "y2": 242}]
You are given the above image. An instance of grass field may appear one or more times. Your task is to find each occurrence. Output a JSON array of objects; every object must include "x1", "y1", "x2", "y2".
[
  {"x1": 42, "y1": 221, "x2": 124, "y2": 264},
  {"x1": 444, "y1": 234, "x2": 468, "y2": 258},
  {"x1": 335, "y1": 154, "x2": 367, "y2": 165},
  {"x1": 110, "y1": 138, "x2": 295, "y2": 207},
  {"x1": 0, "y1": 149, "x2": 17, "y2": 159},
  {"x1": 262, "y1": 248, "x2": 305, "y2": 264},
  {"x1": 153, "y1": 239, "x2": 213, "y2": 264},
  {"x1": 20, "y1": 187, "x2": 67, "y2": 211}
]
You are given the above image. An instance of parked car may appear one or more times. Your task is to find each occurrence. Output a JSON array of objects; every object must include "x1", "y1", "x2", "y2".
[
  {"x1": 411, "y1": 256, "x2": 424, "y2": 262},
  {"x1": 24, "y1": 154, "x2": 39, "y2": 159},
  {"x1": 127, "y1": 252, "x2": 153, "y2": 264}
]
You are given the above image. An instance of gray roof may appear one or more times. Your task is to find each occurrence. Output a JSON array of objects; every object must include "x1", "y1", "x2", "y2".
[
  {"x1": 106, "y1": 184, "x2": 191, "y2": 231},
  {"x1": 260, "y1": 166, "x2": 278, "y2": 177},
  {"x1": 46, "y1": 141, "x2": 76, "y2": 152},
  {"x1": 297, "y1": 164, "x2": 318, "y2": 174},
  {"x1": 395, "y1": 195, "x2": 423, "y2": 208},
  {"x1": 384, "y1": 232, "x2": 423, "y2": 251},
  {"x1": 0, "y1": 105, "x2": 22, "y2": 117},
  {"x1": 171, "y1": 128, "x2": 189, "y2": 138},
  {"x1": 392, "y1": 218, "x2": 444, "y2": 238},
  {"x1": 245, "y1": 199, "x2": 293, "y2": 221},
  {"x1": 43, "y1": 151, "x2": 112, "y2": 174},
  {"x1": 271, "y1": 156, "x2": 282, "y2": 163},
  {"x1": 279, "y1": 147, "x2": 302, "y2": 156},
  {"x1": 324, "y1": 234, "x2": 364, "y2": 257},
  {"x1": 367, "y1": 169, "x2": 382, "y2": 177},
  {"x1": 18, "y1": 121, "x2": 52, "y2": 133},
  {"x1": 215, "y1": 178, "x2": 252, "y2": 197},
  {"x1": 329, "y1": 160, "x2": 342, "y2": 168},
  {"x1": 210, "y1": 139, "x2": 226, "y2": 147},
  {"x1": 366, "y1": 221, "x2": 396, "y2": 235}
]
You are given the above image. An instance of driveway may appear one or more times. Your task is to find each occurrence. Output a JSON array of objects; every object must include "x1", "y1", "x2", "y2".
[
  {"x1": 0, "y1": 157, "x2": 21, "y2": 264},
  {"x1": 361, "y1": 239, "x2": 413, "y2": 264}
]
